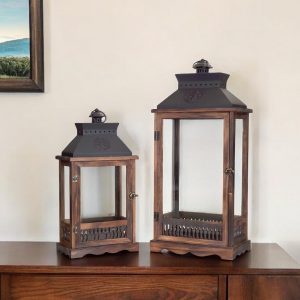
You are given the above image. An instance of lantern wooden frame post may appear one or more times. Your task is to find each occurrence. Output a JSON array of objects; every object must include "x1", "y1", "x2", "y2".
[
  {"x1": 150, "y1": 108, "x2": 251, "y2": 260},
  {"x1": 56, "y1": 155, "x2": 139, "y2": 259}
]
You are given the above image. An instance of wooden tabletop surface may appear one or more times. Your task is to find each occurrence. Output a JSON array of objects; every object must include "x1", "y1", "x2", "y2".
[{"x1": 0, "y1": 242, "x2": 299, "y2": 275}]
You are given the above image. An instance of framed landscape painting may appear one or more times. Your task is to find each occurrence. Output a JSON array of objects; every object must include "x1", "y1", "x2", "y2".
[{"x1": 0, "y1": 0, "x2": 44, "y2": 92}]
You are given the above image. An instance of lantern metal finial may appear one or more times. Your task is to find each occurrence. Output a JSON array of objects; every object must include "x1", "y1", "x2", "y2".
[
  {"x1": 193, "y1": 59, "x2": 212, "y2": 73},
  {"x1": 89, "y1": 108, "x2": 107, "y2": 123}
]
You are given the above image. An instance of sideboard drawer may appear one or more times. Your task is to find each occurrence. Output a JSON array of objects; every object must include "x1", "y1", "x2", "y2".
[
  {"x1": 228, "y1": 275, "x2": 300, "y2": 300},
  {"x1": 7, "y1": 274, "x2": 218, "y2": 299}
]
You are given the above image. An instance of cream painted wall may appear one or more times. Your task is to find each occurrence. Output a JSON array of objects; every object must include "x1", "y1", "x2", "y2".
[{"x1": 0, "y1": 0, "x2": 300, "y2": 263}]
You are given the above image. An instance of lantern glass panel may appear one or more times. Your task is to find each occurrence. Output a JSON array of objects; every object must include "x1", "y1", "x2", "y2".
[
  {"x1": 162, "y1": 120, "x2": 174, "y2": 214},
  {"x1": 234, "y1": 119, "x2": 243, "y2": 216},
  {"x1": 162, "y1": 119, "x2": 224, "y2": 215},
  {"x1": 64, "y1": 166, "x2": 70, "y2": 220},
  {"x1": 80, "y1": 166, "x2": 126, "y2": 221},
  {"x1": 179, "y1": 119, "x2": 224, "y2": 214}
]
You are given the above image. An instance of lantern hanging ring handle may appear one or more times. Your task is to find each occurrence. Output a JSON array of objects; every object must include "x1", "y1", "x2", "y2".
[{"x1": 89, "y1": 108, "x2": 107, "y2": 123}]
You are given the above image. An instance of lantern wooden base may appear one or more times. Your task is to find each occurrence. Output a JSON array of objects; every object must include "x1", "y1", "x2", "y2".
[
  {"x1": 57, "y1": 242, "x2": 139, "y2": 259},
  {"x1": 150, "y1": 239, "x2": 250, "y2": 261}
]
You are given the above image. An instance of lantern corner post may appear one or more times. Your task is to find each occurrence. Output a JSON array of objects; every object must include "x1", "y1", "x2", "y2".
[
  {"x1": 242, "y1": 113, "x2": 250, "y2": 240},
  {"x1": 172, "y1": 119, "x2": 180, "y2": 215},
  {"x1": 153, "y1": 112, "x2": 164, "y2": 240},
  {"x1": 126, "y1": 158, "x2": 137, "y2": 243},
  {"x1": 58, "y1": 159, "x2": 65, "y2": 244},
  {"x1": 222, "y1": 112, "x2": 236, "y2": 247},
  {"x1": 69, "y1": 161, "x2": 81, "y2": 249},
  {"x1": 115, "y1": 166, "x2": 122, "y2": 218}
]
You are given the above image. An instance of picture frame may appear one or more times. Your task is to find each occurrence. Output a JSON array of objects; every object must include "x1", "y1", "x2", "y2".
[{"x1": 0, "y1": 0, "x2": 44, "y2": 92}]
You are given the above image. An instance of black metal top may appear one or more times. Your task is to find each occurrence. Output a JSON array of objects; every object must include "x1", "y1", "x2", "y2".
[
  {"x1": 61, "y1": 110, "x2": 132, "y2": 157},
  {"x1": 156, "y1": 59, "x2": 248, "y2": 110}
]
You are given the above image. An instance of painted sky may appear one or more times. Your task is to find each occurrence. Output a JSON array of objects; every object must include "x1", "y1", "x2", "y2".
[{"x1": 0, "y1": 0, "x2": 29, "y2": 43}]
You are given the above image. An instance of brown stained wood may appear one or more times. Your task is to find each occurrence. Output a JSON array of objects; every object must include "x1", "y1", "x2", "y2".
[
  {"x1": 154, "y1": 114, "x2": 163, "y2": 239},
  {"x1": 76, "y1": 238, "x2": 132, "y2": 248},
  {"x1": 235, "y1": 113, "x2": 248, "y2": 120},
  {"x1": 115, "y1": 166, "x2": 122, "y2": 217},
  {"x1": 151, "y1": 108, "x2": 253, "y2": 113},
  {"x1": 0, "y1": 243, "x2": 299, "y2": 275},
  {"x1": 76, "y1": 161, "x2": 129, "y2": 168},
  {"x1": 165, "y1": 211, "x2": 223, "y2": 221},
  {"x1": 56, "y1": 155, "x2": 139, "y2": 162},
  {"x1": 80, "y1": 219, "x2": 127, "y2": 230},
  {"x1": 70, "y1": 163, "x2": 81, "y2": 249},
  {"x1": 157, "y1": 235, "x2": 224, "y2": 246},
  {"x1": 126, "y1": 161, "x2": 133, "y2": 241},
  {"x1": 9, "y1": 275, "x2": 218, "y2": 300},
  {"x1": 228, "y1": 275, "x2": 300, "y2": 300},
  {"x1": 242, "y1": 116, "x2": 249, "y2": 240},
  {"x1": 222, "y1": 113, "x2": 230, "y2": 247},
  {"x1": 172, "y1": 119, "x2": 180, "y2": 214},
  {"x1": 218, "y1": 275, "x2": 227, "y2": 300},
  {"x1": 65, "y1": 216, "x2": 126, "y2": 224},
  {"x1": 228, "y1": 112, "x2": 236, "y2": 247},
  {"x1": 1, "y1": 274, "x2": 10, "y2": 300},
  {"x1": 131, "y1": 160, "x2": 137, "y2": 242},
  {"x1": 57, "y1": 242, "x2": 138, "y2": 259},
  {"x1": 160, "y1": 112, "x2": 228, "y2": 120},
  {"x1": 151, "y1": 240, "x2": 251, "y2": 260},
  {"x1": 59, "y1": 161, "x2": 65, "y2": 243},
  {"x1": 0, "y1": 0, "x2": 44, "y2": 92}
]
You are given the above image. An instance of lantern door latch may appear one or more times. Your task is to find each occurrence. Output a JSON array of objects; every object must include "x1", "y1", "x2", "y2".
[
  {"x1": 154, "y1": 212, "x2": 159, "y2": 222},
  {"x1": 129, "y1": 192, "x2": 138, "y2": 200},
  {"x1": 225, "y1": 168, "x2": 235, "y2": 175}
]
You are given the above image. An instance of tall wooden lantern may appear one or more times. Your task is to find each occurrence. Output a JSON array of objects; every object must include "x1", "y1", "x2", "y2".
[
  {"x1": 150, "y1": 60, "x2": 253, "y2": 260},
  {"x1": 56, "y1": 109, "x2": 138, "y2": 259}
]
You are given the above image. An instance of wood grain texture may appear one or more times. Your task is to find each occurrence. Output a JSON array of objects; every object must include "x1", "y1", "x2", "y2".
[
  {"x1": 115, "y1": 166, "x2": 122, "y2": 217},
  {"x1": 58, "y1": 161, "x2": 65, "y2": 244},
  {"x1": 228, "y1": 112, "x2": 236, "y2": 247},
  {"x1": 150, "y1": 239, "x2": 250, "y2": 260},
  {"x1": 153, "y1": 114, "x2": 163, "y2": 239},
  {"x1": 8, "y1": 275, "x2": 218, "y2": 300},
  {"x1": 70, "y1": 163, "x2": 80, "y2": 249},
  {"x1": 172, "y1": 119, "x2": 180, "y2": 214},
  {"x1": 0, "y1": 0, "x2": 44, "y2": 92},
  {"x1": 242, "y1": 116, "x2": 249, "y2": 240},
  {"x1": 228, "y1": 275, "x2": 300, "y2": 300},
  {"x1": 218, "y1": 275, "x2": 227, "y2": 300},
  {"x1": 57, "y1": 242, "x2": 138, "y2": 259},
  {"x1": 1, "y1": 243, "x2": 299, "y2": 299},
  {"x1": 1, "y1": 274, "x2": 10, "y2": 300},
  {"x1": 0, "y1": 243, "x2": 299, "y2": 275}
]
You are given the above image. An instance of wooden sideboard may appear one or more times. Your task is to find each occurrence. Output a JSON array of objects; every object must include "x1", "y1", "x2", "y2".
[{"x1": 0, "y1": 242, "x2": 299, "y2": 299}]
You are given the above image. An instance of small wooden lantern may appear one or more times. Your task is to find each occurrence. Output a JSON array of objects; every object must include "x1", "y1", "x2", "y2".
[
  {"x1": 56, "y1": 109, "x2": 138, "y2": 258},
  {"x1": 150, "y1": 60, "x2": 253, "y2": 260}
]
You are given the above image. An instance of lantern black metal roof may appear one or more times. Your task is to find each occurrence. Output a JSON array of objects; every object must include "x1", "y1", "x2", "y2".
[
  {"x1": 156, "y1": 59, "x2": 248, "y2": 110},
  {"x1": 61, "y1": 109, "x2": 132, "y2": 157}
]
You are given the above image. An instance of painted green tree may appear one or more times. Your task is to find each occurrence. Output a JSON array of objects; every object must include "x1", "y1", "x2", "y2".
[{"x1": 0, "y1": 57, "x2": 30, "y2": 78}]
